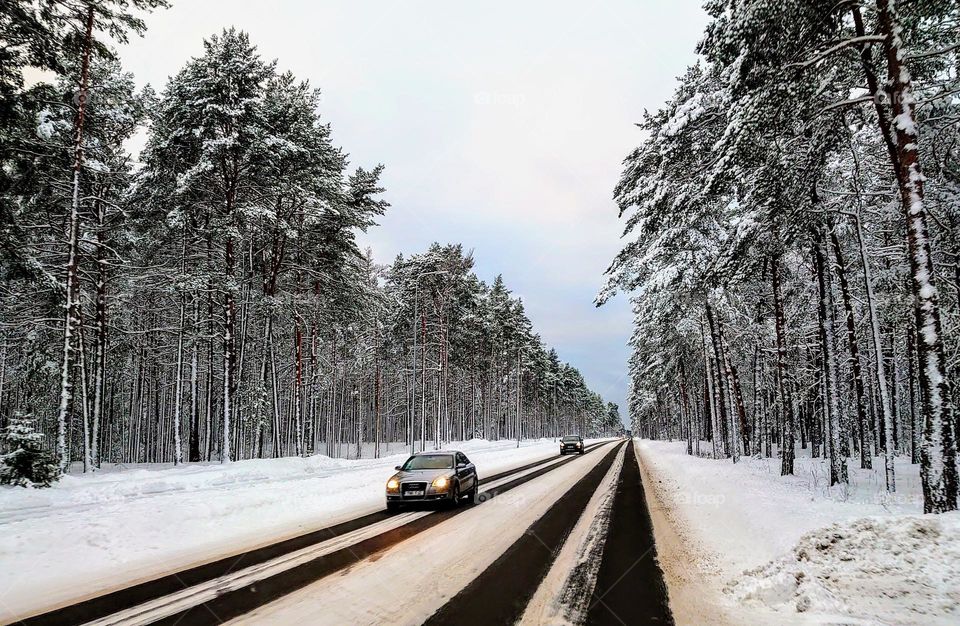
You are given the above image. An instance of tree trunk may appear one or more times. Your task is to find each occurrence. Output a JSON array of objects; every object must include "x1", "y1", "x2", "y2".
[
  {"x1": 772, "y1": 254, "x2": 795, "y2": 475},
  {"x1": 90, "y1": 194, "x2": 109, "y2": 469},
  {"x1": 831, "y1": 228, "x2": 871, "y2": 469},
  {"x1": 906, "y1": 324, "x2": 921, "y2": 464},
  {"x1": 222, "y1": 232, "x2": 235, "y2": 462},
  {"x1": 189, "y1": 300, "x2": 201, "y2": 462},
  {"x1": 56, "y1": 6, "x2": 94, "y2": 473},
  {"x1": 752, "y1": 345, "x2": 762, "y2": 457},
  {"x1": 702, "y1": 321, "x2": 721, "y2": 459},
  {"x1": 705, "y1": 301, "x2": 731, "y2": 459},
  {"x1": 874, "y1": 0, "x2": 957, "y2": 513},
  {"x1": 815, "y1": 224, "x2": 848, "y2": 485},
  {"x1": 173, "y1": 285, "x2": 186, "y2": 465}
]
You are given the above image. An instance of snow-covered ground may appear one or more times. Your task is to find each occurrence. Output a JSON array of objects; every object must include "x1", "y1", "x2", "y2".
[
  {"x1": 0, "y1": 437, "x2": 590, "y2": 622},
  {"x1": 636, "y1": 439, "x2": 960, "y2": 625}
]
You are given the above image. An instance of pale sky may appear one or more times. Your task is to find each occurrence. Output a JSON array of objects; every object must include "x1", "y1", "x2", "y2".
[{"x1": 118, "y1": 0, "x2": 710, "y2": 424}]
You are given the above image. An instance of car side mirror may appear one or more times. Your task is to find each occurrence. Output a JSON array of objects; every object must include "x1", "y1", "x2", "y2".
[{"x1": 394, "y1": 465, "x2": 402, "y2": 471}]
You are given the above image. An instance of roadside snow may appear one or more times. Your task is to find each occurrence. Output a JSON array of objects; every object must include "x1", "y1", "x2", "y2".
[
  {"x1": 636, "y1": 439, "x2": 960, "y2": 625},
  {"x1": 729, "y1": 513, "x2": 960, "y2": 624},
  {"x1": 0, "y1": 437, "x2": 592, "y2": 622}
]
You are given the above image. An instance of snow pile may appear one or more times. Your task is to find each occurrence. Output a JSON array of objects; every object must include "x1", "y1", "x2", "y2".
[{"x1": 728, "y1": 513, "x2": 960, "y2": 624}]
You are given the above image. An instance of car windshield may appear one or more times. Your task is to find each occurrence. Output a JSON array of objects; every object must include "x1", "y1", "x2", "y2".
[
  {"x1": 402, "y1": 454, "x2": 454, "y2": 470},
  {"x1": 562, "y1": 436, "x2": 580, "y2": 442}
]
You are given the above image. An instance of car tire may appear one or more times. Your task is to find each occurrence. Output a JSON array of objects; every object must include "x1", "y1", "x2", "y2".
[
  {"x1": 579, "y1": 449, "x2": 584, "y2": 455},
  {"x1": 386, "y1": 501, "x2": 400, "y2": 513},
  {"x1": 449, "y1": 484, "x2": 461, "y2": 508}
]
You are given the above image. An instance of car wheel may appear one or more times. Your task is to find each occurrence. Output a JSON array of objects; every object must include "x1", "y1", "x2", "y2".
[
  {"x1": 449, "y1": 484, "x2": 461, "y2": 508},
  {"x1": 579, "y1": 449, "x2": 584, "y2": 455},
  {"x1": 386, "y1": 501, "x2": 400, "y2": 513},
  {"x1": 465, "y1": 482, "x2": 477, "y2": 504}
]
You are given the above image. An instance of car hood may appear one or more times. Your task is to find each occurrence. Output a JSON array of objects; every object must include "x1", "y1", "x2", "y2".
[{"x1": 395, "y1": 468, "x2": 452, "y2": 482}]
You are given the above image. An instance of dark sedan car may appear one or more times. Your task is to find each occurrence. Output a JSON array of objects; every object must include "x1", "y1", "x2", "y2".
[
  {"x1": 560, "y1": 435, "x2": 584, "y2": 455},
  {"x1": 385, "y1": 450, "x2": 478, "y2": 512}
]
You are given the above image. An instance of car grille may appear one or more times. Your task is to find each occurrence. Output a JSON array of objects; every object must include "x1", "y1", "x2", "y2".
[{"x1": 402, "y1": 482, "x2": 427, "y2": 493}]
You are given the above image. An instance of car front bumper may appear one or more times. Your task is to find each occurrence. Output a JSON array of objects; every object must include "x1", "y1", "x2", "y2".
[{"x1": 387, "y1": 481, "x2": 455, "y2": 503}]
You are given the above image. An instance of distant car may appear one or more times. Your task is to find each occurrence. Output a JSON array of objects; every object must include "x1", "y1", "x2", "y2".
[
  {"x1": 559, "y1": 435, "x2": 584, "y2": 455},
  {"x1": 385, "y1": 450, "x2": 478, "y2": 512}
]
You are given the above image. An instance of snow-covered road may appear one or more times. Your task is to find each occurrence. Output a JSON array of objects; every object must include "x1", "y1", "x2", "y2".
[
  {"x1": 0, "y1": 438, "x2": 614, "y2": 622},
  {"x1": 5, "y1": 438, "x2": 676, "y2": 626},
  {"x1": 230, "y1": 441, "x2": 624, "y2": 625}
]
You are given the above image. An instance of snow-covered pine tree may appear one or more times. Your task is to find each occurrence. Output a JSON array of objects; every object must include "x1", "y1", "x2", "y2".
[{"x1": 1, "y1": 413, "x2": 59, "y2": 488}]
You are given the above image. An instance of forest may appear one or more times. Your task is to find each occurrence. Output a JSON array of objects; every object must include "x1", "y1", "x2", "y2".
[
  {"x1": 601, "y1": 0, "x2": 960, "y2": 513},
  {"x1": 0, "y1": 1, "x2": 617, "y2": 481}
]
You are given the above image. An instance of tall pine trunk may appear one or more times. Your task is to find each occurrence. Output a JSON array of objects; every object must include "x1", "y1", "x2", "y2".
[
  {"x1": 56, "y1": 6, "x2": 95, "y2": 473},
  {"x1": 831, "y1": 228, "x2": 871, "y2": 469},
  {"x1": 90, "y1": 194, "x2": 109, "y2": 469},
  {"x1": 772, "y1": 254, "x2": 795, "y2": 475},
  {"x1": 815, "y1": 224, "x2": 848, "y2": 485},
  {"x1": 222, "y1": 233, "x2": 234, "y2": 463},
  {"x1": 189, "y1": 300, "x2": 201, "y2": 462},
  {"x1": 705, "y1": 301, "x2": 731, "y2": 459},
  {"x1": 872, "y1": 0, "x2": 957, "y2": 513}
]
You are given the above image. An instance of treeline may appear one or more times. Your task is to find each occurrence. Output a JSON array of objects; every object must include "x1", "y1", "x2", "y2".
[
  {"x1": 0, "y1": 2, "x2": 617, "y2": 477},
  {"x1": 600, "y1": 1, "x2": 960, "y2": 513}
]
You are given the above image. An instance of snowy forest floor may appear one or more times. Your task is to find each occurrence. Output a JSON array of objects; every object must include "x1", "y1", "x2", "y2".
[
  {"x1": 636, "y1": 439, "x2": 960, "y2": 625},
  {"x1": 0, "y1": 437, "x2": 597, "y2": 622}
]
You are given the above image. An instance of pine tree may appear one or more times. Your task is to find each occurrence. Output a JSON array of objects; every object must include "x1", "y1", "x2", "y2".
[{"x1": 1, "y1": 414, "x2": 59, "y2": 488}]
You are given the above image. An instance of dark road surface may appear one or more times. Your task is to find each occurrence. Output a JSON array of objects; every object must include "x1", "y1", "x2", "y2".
[{"x1": 587, "y1": 441, "x2": 673, "y2": 625}]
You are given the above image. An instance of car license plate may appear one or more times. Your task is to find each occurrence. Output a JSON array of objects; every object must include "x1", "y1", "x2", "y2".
[{"x1": 406, "y1": 490, "x2": 424, "y2": 496}]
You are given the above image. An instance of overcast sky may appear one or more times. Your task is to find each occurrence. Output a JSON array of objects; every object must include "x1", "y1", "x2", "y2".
[{"x1": 117, "y1": 0, "x2": 709, "y2": 425}]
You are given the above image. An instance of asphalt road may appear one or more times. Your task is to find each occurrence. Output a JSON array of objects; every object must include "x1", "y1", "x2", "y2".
[
  {"x1": 17, "y1": 439, "x2": 673, "y2": 626},
  {"x1": 423, "y1": 442, "x2": 624, "y2": 625},
  {"x1": 19, "y1": 441, "x2": 614, "y2": 626},
  {"x1": 587, "y1": 441, "x2": 673, "y2": 625}
]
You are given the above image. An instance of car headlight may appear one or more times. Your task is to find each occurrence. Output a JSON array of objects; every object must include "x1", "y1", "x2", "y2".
[
  {"x1": 432, "y1": 476, "x2": 449, "y2": 490},
  {"x1": 386, "y1": 476, "x2": 400, "y2": 492},
  {"x1": 577, "y1": 442, "x2": 582, "y2": 447}
]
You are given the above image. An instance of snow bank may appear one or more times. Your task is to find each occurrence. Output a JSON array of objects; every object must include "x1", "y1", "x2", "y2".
[
  {"x1": 729, "y1": 514, "x2": 960, "y2": 624},
  {"x1": 636, "y1": 440, "x2": 960, "y2": 625},
  {"x1": 0, "y1": 437, "x2": 593, "y2": 621}
]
